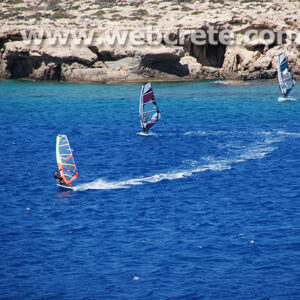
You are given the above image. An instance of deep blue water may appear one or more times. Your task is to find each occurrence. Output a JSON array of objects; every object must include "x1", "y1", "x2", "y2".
[{"x1": 0, "y1": 79, "x2": 299, "y2": 300}]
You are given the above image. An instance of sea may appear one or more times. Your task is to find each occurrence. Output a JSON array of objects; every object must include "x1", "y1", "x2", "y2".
[{"x1": 0, "y1": 79, "x2": 299, "y2": 300}]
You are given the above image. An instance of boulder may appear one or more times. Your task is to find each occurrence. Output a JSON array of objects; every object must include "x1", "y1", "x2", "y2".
[
  {"x1": 29, "y1": 61, "x2": 61, "y2": 80},
  {"x1": 253, "y1": 56, "x2": 272, "y2": 71},
  {"x1": 179, "y1": 55, "x2": 202, "y2": 78},
  {"x1": 3, "y1": 39, "x2": 98, "y2": 65},
  {"x1": 222, "y1": 46, "x2": 260, "y2": 73}
]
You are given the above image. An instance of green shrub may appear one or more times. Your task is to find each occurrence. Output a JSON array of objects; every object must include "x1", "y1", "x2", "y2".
[{"x1": 52, "y1": 11, "x2": 75, "y2": 19}]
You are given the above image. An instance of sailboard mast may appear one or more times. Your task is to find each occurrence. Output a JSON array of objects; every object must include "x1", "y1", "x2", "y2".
[
  {"x1": 56, "y1": 134, "x2": 78, "y2": 186},
  {"x1": 277, "y1": 53, "x2": 295, "y2": 98},
  {"x1": 139, "y1": 82, "x2": 160, "y2": 133}
]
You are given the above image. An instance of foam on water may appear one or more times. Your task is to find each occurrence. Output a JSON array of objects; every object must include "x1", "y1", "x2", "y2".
[
  {"x1": 74, "y1": 132, "x2": 282, "y2": 191},
  {"x1": 213, "y1": 80, "x2": 230, "y2": 85},
  {"x1": 238, "y1": 145, "x2": 275, "y2": 160},
  {"x1": 278, "y1": 96, "x2": 297, "y2": 102},
  {"x1": 213, "y1": 80, "x2": 251, "y2": 86},
  {"x1": 136, "y1": 131, "x2": 158, "y2": 137},
  {"x1": 74, "y1": 162, "x2": 230, "y2": 191},
  {"x1": 184, "y1": 130, "x2": 226, "y2": 136},
  {"x1": 277, "y1": 130, "x2": 300, "y2": 137},
  {"x1": 232, "y1": 133, "x2": 282, "y2": 161}
]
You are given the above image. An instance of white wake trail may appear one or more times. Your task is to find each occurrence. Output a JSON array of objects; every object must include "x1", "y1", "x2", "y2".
[
  {"x1": 278, "y1": 96, "x2": 297, "y2": 102},
  {"x1": 74, "y1": 162, "x2": 229, "y2": 191},
  {"x1": 73, "y1": 130, "x2": 288, "y2": 192},
  {"x1": 277, "y1": 130, "x2": 300, "y2": 137}
]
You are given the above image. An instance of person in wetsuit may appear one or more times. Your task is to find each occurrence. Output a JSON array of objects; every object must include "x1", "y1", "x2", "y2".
[{"x1": 54, "y1": 171, "x2": 64, "y2": 185}]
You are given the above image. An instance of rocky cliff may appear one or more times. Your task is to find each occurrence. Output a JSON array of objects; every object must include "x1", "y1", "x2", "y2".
[{"x1": 0, "y1": 0, "x2": 300, "y2": 83}]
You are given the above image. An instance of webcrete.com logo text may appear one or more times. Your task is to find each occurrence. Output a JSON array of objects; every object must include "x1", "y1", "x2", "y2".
[{"x1": 20, "y1": 26, "x2": 300, "y2": 47}]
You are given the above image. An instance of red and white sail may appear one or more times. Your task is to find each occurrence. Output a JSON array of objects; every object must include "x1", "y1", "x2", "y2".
[
  {"x1": 139, "y1": 82, "x2": 160, "y2": 133},
  {"x1": 56, "y1": 134, "x2": 78, "y2": 186}
]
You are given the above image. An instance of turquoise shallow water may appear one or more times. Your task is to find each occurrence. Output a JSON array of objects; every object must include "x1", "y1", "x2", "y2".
[{"x1": 0, "y1": 79, "x2": 299, "y2": 299}]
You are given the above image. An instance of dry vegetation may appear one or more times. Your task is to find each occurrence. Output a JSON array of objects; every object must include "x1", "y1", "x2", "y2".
[{"x1": 0, "y1": 0, "x2": 299, "y2": 31}]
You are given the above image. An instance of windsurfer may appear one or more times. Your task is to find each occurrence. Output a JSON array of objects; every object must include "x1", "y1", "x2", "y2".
[
  {"x1": 156, "y1": 108, "x2": 160, "y2": 118},
  {"x1": 142, "y1": 126, "x2": 148, "y2": 134},
  {"x1": 54, "y1": 171, "x2": 64, "y2": 185}
]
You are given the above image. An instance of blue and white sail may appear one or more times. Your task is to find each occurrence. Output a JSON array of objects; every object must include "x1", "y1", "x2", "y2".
[{"x1": 277, "y1": 53, "x2": 295, "y2": 97}]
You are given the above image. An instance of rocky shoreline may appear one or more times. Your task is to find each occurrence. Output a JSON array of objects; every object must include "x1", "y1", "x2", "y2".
[{"x1": 0, "y1": 0, "x2": 300, "y2": 83}]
